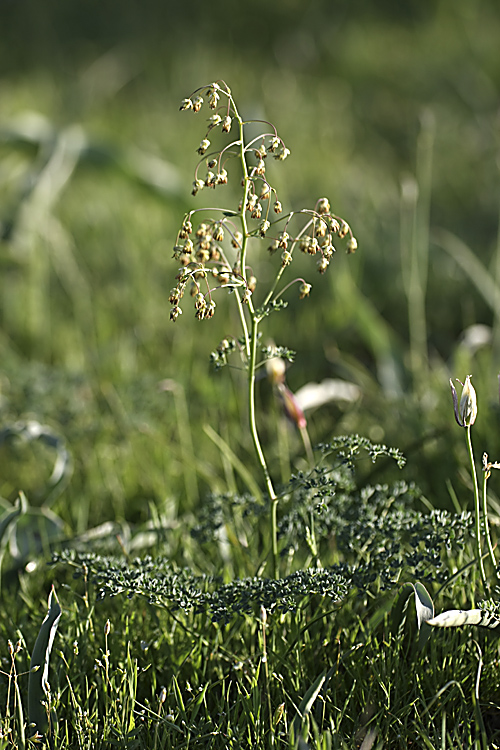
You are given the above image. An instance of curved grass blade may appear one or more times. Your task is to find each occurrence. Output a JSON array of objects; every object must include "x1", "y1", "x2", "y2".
[
  {"x1": 427, "y1": 608, "x2": 500, "y2": 629},
  {"x1": 28, "y1": 587, "x2": 62, "y2": 742}
]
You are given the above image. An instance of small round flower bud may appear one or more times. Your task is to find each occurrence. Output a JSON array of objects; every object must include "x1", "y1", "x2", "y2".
[
  {"x1": 251, "y1": 203, "x2": 262, "y2": 219},
  {"x1": 194, "y1": 292, "x2": 205, "y2": 309},
  {"x1": 209, "y1": 245, "x2": 220, "y2": 261},
  {"x1": 317, "y1": 198, "x2": 331, "y2": 214},
  {"x1": 299, "y1": 282, "x2": 312, "y2": 299},
  {"x1": 192, "y1": 179, "x2": 204, "y2": 196},
  {"x1": 329, "y1": 218, "x2": 341, "y2": 234},
  {"x1": 207, "y1": 158, "x2": 218, "y2": 169},
  {"x1": 173, "y1": 244, "x2": 184, "y2": 259},
  {"x1": 205, "y1": 171, "x2": 216, "y2": 188},
  {"x1": 338, "y1": 220, "x2": 350, "y2": 239},
  {"x1": 270, "y1": 136, "x2": 281, "y2": 153},
  {"x1": 277, "y1": 147, "x2": 290, "y2": 161},
  {"x1": 216, "y1": 169, "x2": 228, "y2": 184},
  {"x1": 180, "y1": 98, "x2": 193, "y2": 111},
  {"x1": 278, "y1": 232, "x2": 289, "y2": 249},
  {"x1": 183, "y1": 237, "x2": 194, "y2": 253},
  {"x1": 308, "y1": 237, "x2": 319, "y2": 255},
  {"x1": 346, "y1": 237, "x2": 358, "y2": 253},
  {"x1": 248, "y1": 276, "x2": 257, "y2": 292},
  {"x1": 242, "y1": 288, "x2": 252, "y2": 304},
  {"x1": 316, "y1": 219, "x2": 328, "y2": 237},
  {"x1": 255, "y1": 159, "x2": 266, "y2": 176},
  {"x1": 170, "y1": 306, "x2": 182, "y2": 321},
  {"x1": 208, "y1": 114, "x2": 222, "y2": 129},
  {"x1": 222, "y1": 115, "x2": 232, "y2": 132},
  {"x1": 260, "y1": 184, "x2": 271, "y2": 200},
  {"x1": 192, "y1": 96, "x2": 203, "y2": 113},
  {"x1": 196, "y1": 247, "x2": 210, "y2": 263},
  {"x1": 299, "y1": 237, "x2": 311, "y2": 253},
  {"x1": 169, "y1": 288, "x2": 181, "y2": 305},
  {"x1": 322, "y1": 243, "x2": 336, "y2": 259},
  {"x1": 212, "y1": 224, "x2": 224, "y2": 242},
  {"x1": 196, "y1": 223, "x2": 210, "y2": 238},
  {"x1": 232, "y1": 231, "x2": 243, "y2": 249},
  {"x1": 246, "y1": 194, "x2": 257, "y2": 212},
  {"x1": 273, "y1": 200, "x2": 283, "y2": 214},
  {"x1": 209, "y1": 90, "x2": 220, "y2": 109},
  {"x1": 197, "y1": 139, "x2": 210, "y2": 155},
  {"x1": 317, "y1": 257, "x2": 329, "y2": 274},
  {"x1": 259, "y1": 220, "x2": 271, "y2": 237},
  {"x1": 281, "y1": 250, "x2": 292, "y2": 267}
]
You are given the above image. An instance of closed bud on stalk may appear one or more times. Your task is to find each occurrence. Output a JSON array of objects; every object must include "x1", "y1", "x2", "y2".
[
  {"x1": 299, "y1": 282, "x2": 312, "y2": 299},
  {"x1": 192, "y1": 179, "x2": 204, "y2": 196},
  {"x1": 338, "y1": 220, "x2": 350, "y2": 238},
  {"x1": 346, "y1": 237, "x2": 358, "y2": 253},
  {"x1": 197, "y1": 139, "x2": 210, "y2": 155},
  {"x1": 170, "y1": 305, "x2": 182, "y2": 321},
  {"x1": 192, "y1": 96, "x2": 204, "y2": 113},
  {"x1": 232, "y1": 231, "x2": 243, "y2": 249},
  {"x1": 450, "y1": 375, "x2": 477, "y2": 427},
  {"x1": 317, "y1": 198, "x2": 331, "y2": 214},
  {"x1": 259, "y1": 220, "x2": 270, "y2": 237}
]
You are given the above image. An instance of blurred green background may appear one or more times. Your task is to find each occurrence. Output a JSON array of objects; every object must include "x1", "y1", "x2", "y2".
[{"x1": 1, "y1": 0, "x2": 500, "y2": 536}]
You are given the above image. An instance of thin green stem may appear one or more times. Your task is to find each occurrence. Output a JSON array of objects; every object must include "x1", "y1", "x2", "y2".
[
  {"x1": 481, "y1": 469, "x2": 497, "y2": 577},
  {"x1": 234, "y1": 102, "x2": 279, "y2": 576},
  {"x1": 466, "y1": 426, "x2": 488, "y2": 592}
]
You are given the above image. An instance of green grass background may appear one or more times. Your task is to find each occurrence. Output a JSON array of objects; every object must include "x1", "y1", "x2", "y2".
[{"x1": 2, "y1": 0, "x2": 500, "y2": 746}]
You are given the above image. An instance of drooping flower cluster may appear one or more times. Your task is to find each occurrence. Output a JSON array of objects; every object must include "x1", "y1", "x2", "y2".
[{"x1": 170, "y1": 81, "x2": 357, "y2": 324}]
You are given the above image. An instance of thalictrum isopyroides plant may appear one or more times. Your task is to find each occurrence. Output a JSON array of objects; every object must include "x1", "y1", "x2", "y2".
[{"x1": 170, "y1": 81, "x2": 357, "y2": 577}]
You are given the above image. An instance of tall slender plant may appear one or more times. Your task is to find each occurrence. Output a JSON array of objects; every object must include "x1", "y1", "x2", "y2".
[{"x1": 170, "y1": 81, "x2": 357, "y2": 576}]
